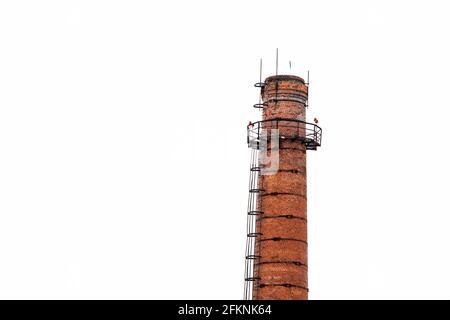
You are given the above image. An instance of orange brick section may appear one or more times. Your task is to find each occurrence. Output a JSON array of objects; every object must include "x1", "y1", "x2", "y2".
[{"x1": 253, "y1": 75, "x2": 309, "y2": 300}]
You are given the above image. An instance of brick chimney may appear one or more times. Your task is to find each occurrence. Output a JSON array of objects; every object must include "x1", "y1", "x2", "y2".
[{"x1": 244, "y1": 74, "x2": 322, "y2": 300}]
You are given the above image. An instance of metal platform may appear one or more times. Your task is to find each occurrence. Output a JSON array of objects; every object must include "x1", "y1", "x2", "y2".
[{"x1": 247, "y1": 118, "x2": 322, "y2": 151}]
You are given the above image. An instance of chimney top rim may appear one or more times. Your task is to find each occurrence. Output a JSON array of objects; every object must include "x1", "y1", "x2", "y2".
[{"x1": 265, "y1": 75, "x2": 305, "y2": 83}]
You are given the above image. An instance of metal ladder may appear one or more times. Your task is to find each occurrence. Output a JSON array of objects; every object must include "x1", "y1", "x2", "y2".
[{"x1": 243, "y1": 148, "x2": 264, "y2": 300}]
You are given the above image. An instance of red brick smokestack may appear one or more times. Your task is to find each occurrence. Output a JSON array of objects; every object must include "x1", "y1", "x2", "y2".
[{"x1": 245, "y1": 74, "x2": 321, "y2": 300}]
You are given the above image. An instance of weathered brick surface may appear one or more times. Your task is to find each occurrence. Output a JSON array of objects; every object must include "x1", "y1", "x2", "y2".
[
  {"x1": 277, "y1": 148, "x2": 306, "y2": 171},
  {"x1": 262, "y1": 75, "x2": 308, "y2": 122},
  {"x1": 257, "y1": 286, "x2": 308, "y2": 300},
  {"x1": 260, "y1": 195, "x2": 306, "y2": 220},
  {"x1": 258, "y1": 263, "x2": 307, "y2": 287},
  {"x1": 262, "y1": 119, "x2": 307, "y2": 138},
  {"x1": 259, "y1": 217, "x2": 307, "y2": 240},
  {"x1": 261, "y1": 172, "x2": 306, "y2": 195},
  {"x1": 253, "y1": 75, "x2": 309, "y2": 300},
  {"x1": 258, "y1": 240, "x2": 307, "y2": 263}
]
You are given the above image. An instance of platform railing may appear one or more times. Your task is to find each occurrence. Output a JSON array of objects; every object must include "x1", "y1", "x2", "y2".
[{"x1": 247, "y1": 118, "x2": 322, "y2": 151}]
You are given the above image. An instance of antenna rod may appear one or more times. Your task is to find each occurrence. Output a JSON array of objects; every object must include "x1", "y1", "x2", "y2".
[
  {"x1": 259, "y1": 58, "x2": 262, "y2": 83},
  {"x1": 276, "y1": 48, "x2": 278, "y2": 76}
]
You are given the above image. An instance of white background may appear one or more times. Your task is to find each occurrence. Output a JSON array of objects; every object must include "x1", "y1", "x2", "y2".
[{"x1": 1, "y1": 0, "x2": 450, "y2": 299}]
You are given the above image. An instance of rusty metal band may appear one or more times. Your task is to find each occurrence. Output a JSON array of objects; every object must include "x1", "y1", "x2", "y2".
[
  {"x1": 258, "y1": 237, "x2": 308, "y2": 245},
  {"x1": 258, "y1": 283, "x2": 309, "y2": 291},
  {"x1": 256, "y1": 260, "x2": 307, "y2": 267},
  {"x1": 257, "y1": 215, "x2": 307, "y2": 222},
  {"x1": 260, "y1": 192, "x2": 306, "y2": 199}
]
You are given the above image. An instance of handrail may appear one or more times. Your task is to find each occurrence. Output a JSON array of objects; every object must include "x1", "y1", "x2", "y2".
[
  {"x1": 247, "y1": 118, "x2": 322, "y2": 150},
  {"x1": 247, "y1": 118, "x2": 321, "y2": 130}
]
